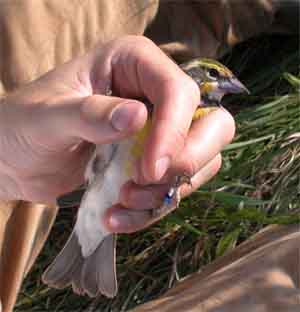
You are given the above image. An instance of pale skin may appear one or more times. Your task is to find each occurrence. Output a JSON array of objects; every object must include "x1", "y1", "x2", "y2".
[{"x1": 0, "y1": 36, "x2": 235, "y2": 233}]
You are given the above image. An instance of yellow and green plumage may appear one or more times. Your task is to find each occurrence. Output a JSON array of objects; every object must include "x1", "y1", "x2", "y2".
[{"x1": 126, "y1": 119, "x2": 152, "y2": 175}]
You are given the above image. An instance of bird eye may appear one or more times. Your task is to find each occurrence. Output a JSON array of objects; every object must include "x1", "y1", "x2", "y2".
[{"x1": 207, "y1": 68, "x2": 219, "y2": 80}]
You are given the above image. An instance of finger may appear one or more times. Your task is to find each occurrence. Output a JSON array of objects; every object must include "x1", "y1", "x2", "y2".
[
  {"x1": 142, "y1": 75, "x2": 200, "y2": 183},
  {"x1": 132, "y1": 108, "x2": 234, "y2": 185},
  {"x1": 105, "y1": 204, "x2": 152, "y2": 234},
  {"x1": 41, "y1": 94, "x2": 148, "y2": 146},
  {"x1": 119, "y1": 181, "x2": 169, "y2": 210},
  {"x1": 107, "y1": 154, "x2": 222, "y2": 233},
  {"x1": 171, "y1": 108, "x2": 235, "y2": 177},
  {"x1": 106, "y1": 36, "x2": 200, "y2": 182},
  {"x1": 77, "y1": 95, "x2": 148, "y2": 144},
  {"x1": 179, "y1": 154, "x2": 222, "y2": 198},
  {"x1": 131, "y1": 158, "x2": 170, "y2": 185},
  {"x1": 118, "y1": 154, "x2": 221, "y2": 212}
]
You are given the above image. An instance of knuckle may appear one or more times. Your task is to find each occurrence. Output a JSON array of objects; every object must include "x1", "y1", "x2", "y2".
[
  {"x1": 180, "y1": 144, "x2": 202, "y2": 175},
  {"x1": 177, "y1": 156, "x2": 198, "y2": 178},
  {"x1": 172, "y1": 126, "x2": 187, "y2": 151},
  {"x1": 187, "y1": 158, "x2": 200, "y2": 177},
  {"x1": 119, "y1": 181, "x2": 132, "y2": 207},
  {"x1": 79, "y1": 96, "x2": 97, "y2": 123},
  {"x1": 116, "y1": 36, "x2": 156, "y2": 56}
]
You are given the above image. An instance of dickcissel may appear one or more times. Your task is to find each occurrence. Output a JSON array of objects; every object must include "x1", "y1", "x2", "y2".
[{"x1": 43, "y1": 58, "x2": 249, "y2": 298}]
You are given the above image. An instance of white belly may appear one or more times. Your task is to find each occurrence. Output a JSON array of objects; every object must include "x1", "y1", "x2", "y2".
[{"x1": 75, "y1": 140, "x2": 132, "y2": 258}]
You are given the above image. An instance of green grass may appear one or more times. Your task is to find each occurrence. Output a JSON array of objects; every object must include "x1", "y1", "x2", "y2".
[{"x1": 16, "y1": 35, "x2": 299, "y2": 311}]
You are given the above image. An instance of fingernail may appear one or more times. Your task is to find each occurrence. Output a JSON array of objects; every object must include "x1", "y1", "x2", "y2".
[
  {"x1": 109, "y1": 211, "x2": 131, "y2": 229},
  {"x1": 155, "y1": 156, "x2": 170, "y2": 181},
  {"x1": 110, "y1": 103, "x2": 134, "y2": 131}
]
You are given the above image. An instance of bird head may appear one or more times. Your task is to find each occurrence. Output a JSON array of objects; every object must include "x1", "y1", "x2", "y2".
[{"x1": 182, "y1": 58, "x2": 249, "y2": 107}]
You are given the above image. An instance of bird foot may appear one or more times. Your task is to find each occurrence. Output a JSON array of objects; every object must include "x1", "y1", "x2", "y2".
[{"x1": 152, "y1": 173, "x2": 193, "y2": 218}]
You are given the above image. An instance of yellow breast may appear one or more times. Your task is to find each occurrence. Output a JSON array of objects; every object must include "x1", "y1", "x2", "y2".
[
  {"x1": 193, "y1": 107, "x2": 217, "y2": 120},
  {"x1": 125, "y1": 119, "x2": 152, "y2": 175}
]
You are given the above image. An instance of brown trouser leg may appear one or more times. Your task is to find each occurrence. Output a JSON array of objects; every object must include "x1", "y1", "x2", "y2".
[
  {"x1": 132, "y1": 224, "x2": 300, "y2": 312},
  {"x1": 0, "y1": 201, "x2": 57, "y2": 312}
]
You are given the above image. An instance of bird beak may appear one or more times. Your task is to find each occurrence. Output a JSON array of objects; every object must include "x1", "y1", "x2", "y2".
[{"x1": 219, "y1": 77, "x2": 250, "y2": 94}]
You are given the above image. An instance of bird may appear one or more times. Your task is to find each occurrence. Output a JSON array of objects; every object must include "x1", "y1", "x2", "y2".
[{"x1": 42, "y1": 58, "x2": 249, "y2": 298}]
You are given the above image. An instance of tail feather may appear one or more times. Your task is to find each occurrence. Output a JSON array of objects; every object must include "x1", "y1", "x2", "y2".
[
  {"x1": 42, "y1": 232, "x2": 117, "y2": 298},
  {"x1": 82, "y1": 234, "x2": 117, "y2": 298},
  {"x1": 97, "y1": 234, "x2": 117, "y2": 297},
  {"x1": 71, "y1": 263, "x2": 85, "y2": 296},
  {"x1": 42, "y1": 230, "x2": 81, "y2": 289}
]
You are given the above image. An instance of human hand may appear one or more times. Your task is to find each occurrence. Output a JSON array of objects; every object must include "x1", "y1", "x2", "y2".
[
  {"x1": 110, "y1": 108, "x2": 235, "y2": 233},
  {"x1": 0, "y1": 36, "x2": 150, "y2": 203},
  {"x1": 0, "y1": 36, "x2": 235, "y2": 232}
]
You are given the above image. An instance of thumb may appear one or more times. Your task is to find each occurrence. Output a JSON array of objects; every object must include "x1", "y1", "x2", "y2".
[{"x1": 48, "y1": 95, "x2": 148, "y2": 145}]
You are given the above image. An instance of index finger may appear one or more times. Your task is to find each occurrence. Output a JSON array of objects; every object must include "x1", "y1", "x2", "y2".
[{"x1": 109, "y1": 36, "x2": 200, "y2": 183}]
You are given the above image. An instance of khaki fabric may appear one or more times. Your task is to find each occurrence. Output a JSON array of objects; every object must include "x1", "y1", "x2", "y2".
[
  {"x1": 0, "y1": 0, "x2": 298, "y2": 94},
  {"x1": 0, "y1": 201, "x2": 58, "y2": 312},
  {"x1": 0, "y1": 1, "x2": 298, "y2": 311},
  {"x1": 132, "y1": 224, "x2": 300, "y2": 312},
  {"x1": 0, "y1": 0, "x2": 159, "y2": 94}
]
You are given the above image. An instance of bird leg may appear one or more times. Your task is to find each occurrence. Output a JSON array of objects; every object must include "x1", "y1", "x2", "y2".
[{"x1": 152, "y1": 173, "x2": 193, "y2": 218}]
